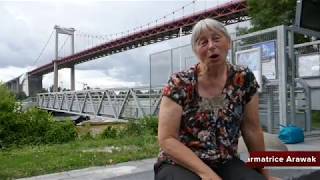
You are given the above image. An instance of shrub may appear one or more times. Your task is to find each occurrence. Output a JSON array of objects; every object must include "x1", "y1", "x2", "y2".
[
  {"x1": 77, "y1": 123, "x2": 94, "y2": 140},
  {"x1": 15, "y1": 91, "x2": 27, "y2": 100},
  {"x1": 0, "y1": 108, "x2": 77, "y2": 148},
  {"x1": 45, "y1": 120, "x2": 77, "y2": 144},
  {"x1": 124, "y1": 116, "x2": 158, "y2": 136},
  {"x1": 142, "y1": 116, "x2": 158, "y2": 136},
  {"x1": 0, "y1": 112, "x2": 20, "y2": 147},
  {"x1": 0, "y1": 84, "x2": 77, "y2": 148},
  {"x1": 101, "y1": 126, "x2": 118, "y2": 139},
  {"x1": 0, "y1": 84, "x2": 16, "y2": 113},
  {"x1": 126, "y1": 119, "x2": 145, "y2": 136},
  {"x1": 98, "y1": 116, "x2": 159, "y2": 139},
  {"x1": 21, "y1": 108, "x2": 54, "y2": 143}
]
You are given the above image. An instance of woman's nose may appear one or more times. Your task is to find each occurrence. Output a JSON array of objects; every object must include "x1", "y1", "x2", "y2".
[{"x1": 208, "y1": 40, "x2": 216, "y2": 49}]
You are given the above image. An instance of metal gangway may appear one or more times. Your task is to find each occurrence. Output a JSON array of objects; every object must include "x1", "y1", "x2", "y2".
[{"x1": 37, "y1": 87, "x2": 163, "y2": 120}]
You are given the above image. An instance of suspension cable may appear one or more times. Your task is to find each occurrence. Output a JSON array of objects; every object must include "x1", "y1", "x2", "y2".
[
  {"x1": 32, "y1": 30, "x2": 54, "y2": 66},
  {"x1": 58, "y1": 36, "x2": 70, "y2": 57}
]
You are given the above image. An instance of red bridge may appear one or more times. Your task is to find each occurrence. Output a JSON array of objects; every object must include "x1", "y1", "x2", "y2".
[{"x1": 29, "y1": 0, "x2": 249, "y2": 76}]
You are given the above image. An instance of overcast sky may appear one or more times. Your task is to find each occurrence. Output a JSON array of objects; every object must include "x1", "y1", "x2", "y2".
[{"x1": 0, "y1": 0, "x2": 245, "y2": 90}]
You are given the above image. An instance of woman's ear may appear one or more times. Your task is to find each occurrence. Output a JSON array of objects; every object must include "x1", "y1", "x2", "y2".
[{"x1": 227, "y1": 38, "x2": 231, "y2": 49}]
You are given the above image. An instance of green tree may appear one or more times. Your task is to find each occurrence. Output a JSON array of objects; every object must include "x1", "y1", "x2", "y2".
[
  {"x1": 239, "y1": 0, "x2": 310, "y2": 43},
  {"x1": 247, "y1": 0, "x2": 297, "y2": 31}
]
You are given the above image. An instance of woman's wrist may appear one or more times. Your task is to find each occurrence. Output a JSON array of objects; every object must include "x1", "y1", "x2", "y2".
[
  {"x1": 255, "y1": 168, "x2": 269, "y2": 178},
  {"x1": 198, "y1": 168, "x2": 222, "y2": 180}
]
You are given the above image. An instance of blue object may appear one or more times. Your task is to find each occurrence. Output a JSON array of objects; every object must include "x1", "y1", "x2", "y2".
[{"x1": 278, "y1": 124, "x2": 304, "y2": 144}]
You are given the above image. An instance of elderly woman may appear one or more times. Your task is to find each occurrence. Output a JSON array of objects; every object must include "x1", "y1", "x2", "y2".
[{"x1": 154, "y1": 18, "x2": 278, "y2": 180}]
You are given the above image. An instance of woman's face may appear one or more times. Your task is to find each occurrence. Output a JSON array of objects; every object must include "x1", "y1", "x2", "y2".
[{"x1": 194, "y1": 28, "x2": 230, "y2": 66}]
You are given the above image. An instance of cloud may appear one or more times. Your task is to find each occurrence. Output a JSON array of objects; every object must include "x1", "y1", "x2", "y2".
[
  {"x1": 75, "y1": 34, "x2": 193, "y2": 81},
  {"x1": 0, "y1": 66, "x2": 34, "y2": 83},
  {"x1": 1, "y1": 0, "x2": 242, "y2": 90},
  {"x1": 42, "y1": 68, "x2": 142, "y2": 90}
]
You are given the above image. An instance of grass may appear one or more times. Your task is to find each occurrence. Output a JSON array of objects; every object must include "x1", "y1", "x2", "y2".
[{"x1": 0, "y1": 134, "x2": 159, "y2": 179}]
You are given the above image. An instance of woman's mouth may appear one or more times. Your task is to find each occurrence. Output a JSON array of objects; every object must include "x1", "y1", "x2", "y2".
[{"x1": 209, "y1": 54, "x2": 219, "y2": 59}]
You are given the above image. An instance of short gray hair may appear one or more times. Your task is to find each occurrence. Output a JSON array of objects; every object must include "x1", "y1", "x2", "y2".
[{"x1": 191, "y1": 18, "x2": 230, "y2": 52}]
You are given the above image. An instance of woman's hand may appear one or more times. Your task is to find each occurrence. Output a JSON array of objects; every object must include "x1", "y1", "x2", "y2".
[
  {"x1": 267, "y1": 176, "x2": 282, "y2": 180},
  {"x1": 199, "y1": 170, "x2": 222, "y2": 180},
  {"x1": 261, "y1": 169, "x2": 282, "y2": 180}
]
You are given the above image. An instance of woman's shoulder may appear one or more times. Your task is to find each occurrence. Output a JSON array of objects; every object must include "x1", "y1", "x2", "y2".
[
  {"x1": 229, "y1": 63, "x2": 255, "y2": 78},
  {"x1": 228, "y1": 63, "x2": 259, "y2": 93},
  {"x1": 163, "y1": 65, "x2": 197, "y2": 106},
  {"x1": 228, "y1": 63, "x2": 257, "y2": 86},
  {"x1": 169, "y1": 64, "x2": 197, "y2": 87},
  {"x1": 229, "y1": 63, "x2": 248, "y2": 73}
]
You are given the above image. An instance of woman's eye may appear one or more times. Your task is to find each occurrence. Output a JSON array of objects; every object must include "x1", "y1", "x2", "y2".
[
  {"x1": 212, "y1": 36, "x2": 220, "y2": 42},
  {"x1": 199, "y1": 40, "x2": 208, "y2": 46}
]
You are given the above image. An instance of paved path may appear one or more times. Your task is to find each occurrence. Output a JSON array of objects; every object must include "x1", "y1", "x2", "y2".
[
  {"x1": 19, "y1": 136, "x2": 320, "y2": 180},
  {"x1": 19, "y1": 159, "x2": 155, "y2": 180}
]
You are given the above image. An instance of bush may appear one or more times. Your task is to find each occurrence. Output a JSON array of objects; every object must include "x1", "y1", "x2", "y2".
[
  {"x1": 45, "y1": 120, "x2": 77, "y2": 144},
  {"x1": 15, "y1": 91, "x2": 27, "y2": 100},
  {"x1": 0, "y1": 84, "x2": 77, "y2": 148},
  {"x1": 0, "y1": 108, "x2": 77, "y2": 148},
  {"x1": 126, "y1": 119, "x2": 145, "y2": 136},
  {"x1": 78, "y1": 123, "x2": 94, "y2": 140},
  {"x1": 124, "y1": 116, "x2": 158, "y2": 137},
  {"x1": 101, "y1": 126, "x2": 119, "y2": 139},
  {"x1": 0, "y1": 84, "x2": 16, "y2": 113},
  {"x1": 142, "y1": 116, "x2": 158, "y2": 136},
  {"x1": 100, "y1": 116, "x2": 158, "y2": 139}
]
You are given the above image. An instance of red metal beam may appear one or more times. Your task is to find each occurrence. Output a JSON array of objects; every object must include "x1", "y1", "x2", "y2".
[{"x1": 29, "y1": 0, "x2": 248, "y2": 76}]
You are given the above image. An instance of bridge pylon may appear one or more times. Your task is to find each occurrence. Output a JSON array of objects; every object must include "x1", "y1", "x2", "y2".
[{"x1": 53, "y1": 25, "x2": 76, "y2": 92}]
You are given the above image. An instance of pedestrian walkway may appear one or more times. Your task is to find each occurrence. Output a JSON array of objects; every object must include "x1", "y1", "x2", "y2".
[
  {"x1": 19, "y1": 136, "x2": 320, "y2": 180},
  {"x1": 19, "y1": 158, "x2": 156, "y2": 180}
]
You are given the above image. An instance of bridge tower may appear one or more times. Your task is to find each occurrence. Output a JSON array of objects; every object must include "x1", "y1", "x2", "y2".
[{"x1": 53, "y1": 25, "x2": 75, "y2": 92}]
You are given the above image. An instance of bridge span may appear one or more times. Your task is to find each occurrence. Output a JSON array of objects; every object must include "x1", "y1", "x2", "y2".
[
  {"x1": 5, "y1": 0, "x2": 249, "y2": 97},
  {"x1": 29, "y1": 0, "x2": 248, "y2": 76}
]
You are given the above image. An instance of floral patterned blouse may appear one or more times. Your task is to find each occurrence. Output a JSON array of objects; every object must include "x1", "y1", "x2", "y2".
[{"x1": 155, "y1": 62, "x2": 259, "y2": 170}]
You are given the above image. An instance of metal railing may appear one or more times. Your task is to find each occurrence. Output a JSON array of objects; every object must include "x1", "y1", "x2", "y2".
[{"x1": 37, "y1": 86, "x2": 163, "y2": 120}]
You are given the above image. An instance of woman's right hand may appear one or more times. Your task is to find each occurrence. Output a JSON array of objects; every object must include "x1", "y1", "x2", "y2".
[
  {"x1": 199, "y1": 170, "x2": 222, "y2": 180},
  {"x1": 200, "y1": 176, "x2": 222, "y2": 180}
]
